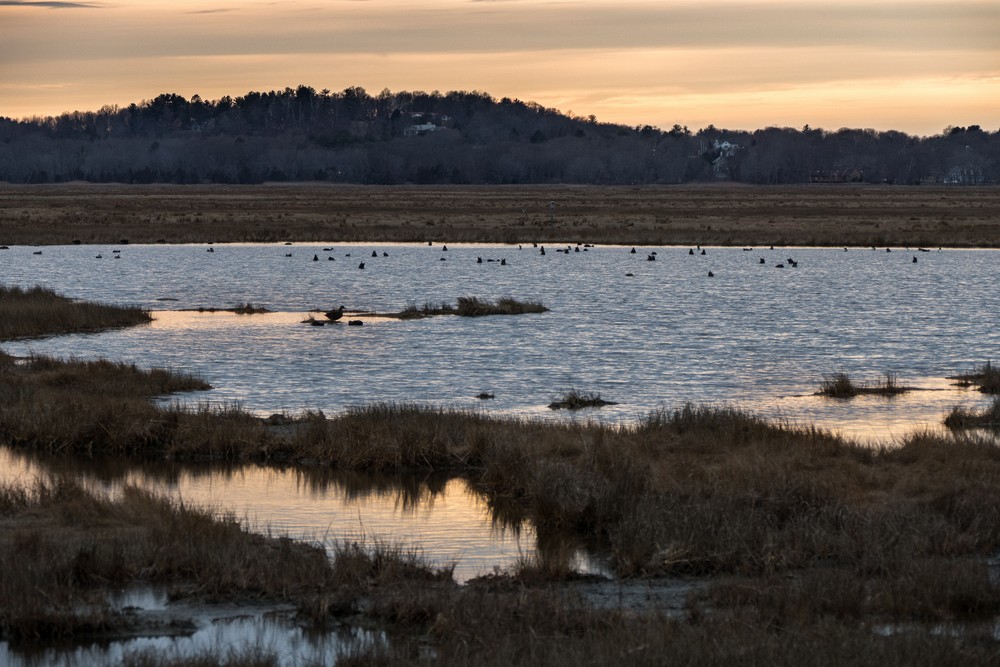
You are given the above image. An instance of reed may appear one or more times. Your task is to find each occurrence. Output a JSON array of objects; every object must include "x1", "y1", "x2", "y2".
[{"x1": 0, "y1": 284, "x2": 150, "y2": 340}]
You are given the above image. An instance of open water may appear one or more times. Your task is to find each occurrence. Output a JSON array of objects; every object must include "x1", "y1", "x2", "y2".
[{"x1": 1, "y1": 241, "x2": 998, "y2": 665}]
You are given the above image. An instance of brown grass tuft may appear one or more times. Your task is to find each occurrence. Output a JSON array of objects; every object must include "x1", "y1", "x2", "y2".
[
  {"x1": 950, "y1": 361, "x2": 1000, "y2": 394},
  {"x1": 817, "y1": 371, "x2": 909, "y2": 398},
  {"x1": 944, "y1": 397, "x2": 1000, "y2": 430}
]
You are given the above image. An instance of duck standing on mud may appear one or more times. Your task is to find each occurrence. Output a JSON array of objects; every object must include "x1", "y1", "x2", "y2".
[{"x1": 325, "y1": 305, "x2": 346, "y2": 321}]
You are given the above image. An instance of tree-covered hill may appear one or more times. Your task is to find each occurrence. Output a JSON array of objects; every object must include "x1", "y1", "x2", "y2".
[{"x1": 1, "y1": 86, "x2": 996, "y2": 186}]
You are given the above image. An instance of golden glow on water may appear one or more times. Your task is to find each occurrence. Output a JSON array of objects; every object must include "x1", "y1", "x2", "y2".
[{"x1": 0, "y1": 448, "x2": 556, "y2": 582}]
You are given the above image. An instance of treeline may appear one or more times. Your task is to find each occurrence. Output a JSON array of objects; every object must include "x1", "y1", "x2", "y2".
[{"x1": 0, "y1": 85, "x2": 997, "y2": 186}]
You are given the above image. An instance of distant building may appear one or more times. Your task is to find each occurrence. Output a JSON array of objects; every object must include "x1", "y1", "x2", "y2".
[
  {"x1": 943, "y1": 165, "x2": 985, "y2": 185},
  {"x1": 706, "y1": 139, "x2": 742, "y2": 179},
  {"x1": 404, "y1": 123, "x2": 440, "y2": 137},
  {"x1": 713, "y1": 140, "x2": 739, "y2": 157}
]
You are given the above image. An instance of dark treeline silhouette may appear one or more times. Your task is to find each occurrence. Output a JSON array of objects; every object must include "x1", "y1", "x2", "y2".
[{"x1": 1, "y1": 85, "x2": 997, "y2": 186}]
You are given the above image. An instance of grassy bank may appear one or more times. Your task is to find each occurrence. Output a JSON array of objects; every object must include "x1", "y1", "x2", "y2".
[
  {"x1": 0, "y1": 284, "x2": 151, "y2": 340},
  {"x1": 8, "y1": 354, "x2": 1000, "y2": 585},
  {"x1": 6, "y1": 475, "x2": 999, "y2": 665},
  {"x1": 0, "y1": 478, "x2": 334, "y2": 643},
  {"x1": 3, "y1": 183, "x2": 1000, "y2": 247}
]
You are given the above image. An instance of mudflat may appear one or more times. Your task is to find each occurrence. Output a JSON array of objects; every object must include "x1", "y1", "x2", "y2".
[{"x1": 1, "y1": 183, "x2": 997, "y2": 247}]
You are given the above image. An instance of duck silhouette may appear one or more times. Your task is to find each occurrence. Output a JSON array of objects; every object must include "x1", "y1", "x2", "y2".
[{"x1": 325, "y1": 305, "x2": 346, "y2": 321}]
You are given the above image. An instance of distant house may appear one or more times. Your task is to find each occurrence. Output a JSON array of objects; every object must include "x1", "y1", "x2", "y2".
[
  {"x1": 713, "y1": 140, "x2": 739, "y2": 157},
  {"x1": 943, "y1": 165, "x2": 985, "y2": 185},
  {"x1": 706, "y1": 139, "x2": 741, "y2": 179},
  {"x1": 404, "y1": 123, "x2": 440, "y2": 137}
]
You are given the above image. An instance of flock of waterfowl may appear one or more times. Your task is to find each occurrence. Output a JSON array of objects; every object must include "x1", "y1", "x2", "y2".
[
  {"x1": 13, "y1": 239, "x2": 940, "y2": 304},
  {"x1": 12, "y1": 238, "x2": 944, "y2": 277},
  {"x1": 14, "y1": 238, "x2": 941, "y2": 281}
]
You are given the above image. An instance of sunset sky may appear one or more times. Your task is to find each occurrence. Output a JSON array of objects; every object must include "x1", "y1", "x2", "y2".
[{"x1": 1, "y1": 0, "x2": 997, "y2": 136}]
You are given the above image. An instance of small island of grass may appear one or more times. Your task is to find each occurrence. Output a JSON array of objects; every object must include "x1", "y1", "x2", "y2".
[
  {"x1": 816, "y1": 371, "x2": 911, "y2": 398},
  {"x1": 943, "y1": 397, "x2": 1000, "y2": 430},
  {"x1": 949, "y1": 361, "x2": 1000, "y2": 394},
  {"x1": 397, "y1": 296, "x2": 548, "y2": 319},
  {"x1": 181, "y1": 302, "x2": 271, "y2": 314},
  {"x1": 547, "y1": 389, "x2": 618, "y2": 410}
]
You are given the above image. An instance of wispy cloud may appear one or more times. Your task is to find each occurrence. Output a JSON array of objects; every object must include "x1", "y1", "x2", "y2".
[
  {"x1": 187, "y1": 8, "x2": 236, "y2": 14},
  {"x1": 0, "y1": 0, "x2": 103, "y2": 7}
]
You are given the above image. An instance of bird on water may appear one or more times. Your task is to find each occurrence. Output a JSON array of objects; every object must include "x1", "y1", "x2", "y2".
[{"x1": 325, "y1": 305, "x2": 346, "y2": 321}]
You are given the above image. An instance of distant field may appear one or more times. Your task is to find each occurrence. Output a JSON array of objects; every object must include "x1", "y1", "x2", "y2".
[{"x1": 1, "y1": 183, "x2": 998, "y2": 247}]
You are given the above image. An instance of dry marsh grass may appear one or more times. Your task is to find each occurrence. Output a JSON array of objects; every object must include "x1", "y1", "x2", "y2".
[
  {"x1": 0, "y1": 284, "x2": 150, "y2": 340},
  {"x1": 455, "y1": 296, "x2": 548, "y2": 316},
  {"x1": 390, "y1": 296, "x2": 547, "y2": 319},
  {"x1": 944, "y1": 397, "x2": 1000, "y2": 430},
  {"x1": 547, "y1": 389, "x2": 617, "y2": 410},
  {"x1": 7, "y1": 368, "x2": 1000, "y2": 661},
  {"x1": 3, "y1": 183, "x2": 999, "y2": 248},
  {"x1": 10, "y1": 358, "x2": 1000, "y2": 585},
  {"x1": 950, "y1": 361, "x2": 1000, "y2": 394},
  {"x1": 6, "y1": 292, "x2": 1000, "y2": 662},
  {"x1": 0, "y1": 478, "x2": 334, "y2": 643}
]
